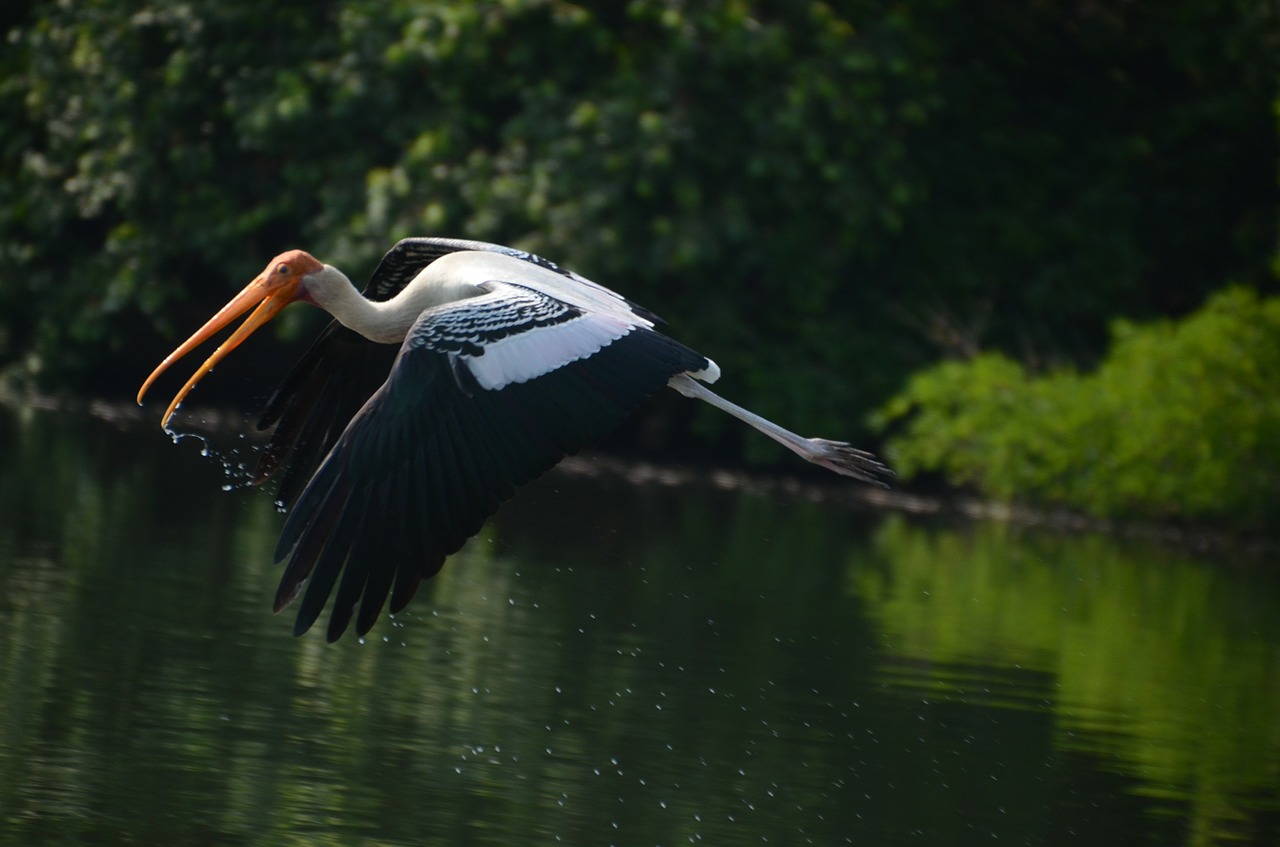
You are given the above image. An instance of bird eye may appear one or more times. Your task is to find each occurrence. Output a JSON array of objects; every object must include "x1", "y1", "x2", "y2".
[{"x1": 277, "y1": 263, "x2": 290, "y2": 275}]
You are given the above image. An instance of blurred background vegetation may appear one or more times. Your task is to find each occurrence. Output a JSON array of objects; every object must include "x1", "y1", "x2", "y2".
[{"x1": 1, "y1": 0, "x2": 1277, "y2": 530}]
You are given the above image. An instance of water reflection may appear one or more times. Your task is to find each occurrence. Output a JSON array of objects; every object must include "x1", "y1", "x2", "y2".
[
  {"x1": 0, "y1": 403, "x2": 1276, "y2": 846},
  {"x1": 855, "y1": 518, "x2": 1280, "y2": 846}
]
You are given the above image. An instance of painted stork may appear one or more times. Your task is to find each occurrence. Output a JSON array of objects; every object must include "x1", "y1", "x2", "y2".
[{"x1": 138, "y1": 237, "x2": 890, "y2": 641}]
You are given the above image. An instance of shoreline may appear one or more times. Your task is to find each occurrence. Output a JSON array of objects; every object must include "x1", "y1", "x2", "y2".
[{"x1": 4, "y1": 388, "x2": 1268, "y2": 557}]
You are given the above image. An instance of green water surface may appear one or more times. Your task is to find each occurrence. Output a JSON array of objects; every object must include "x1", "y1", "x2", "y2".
[{"x1": 0, "y1": 404, "x2": 1276, "y2": 846}]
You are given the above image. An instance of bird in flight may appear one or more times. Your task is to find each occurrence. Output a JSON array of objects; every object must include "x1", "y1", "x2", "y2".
[{"x1": 138, "y1": 237, "x2": 890, "y2": 640}]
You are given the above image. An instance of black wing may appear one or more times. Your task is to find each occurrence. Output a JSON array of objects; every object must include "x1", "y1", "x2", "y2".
[
  {"x1": 253, "y1": 237, "x2": 659, "y2": 510},
  {"x1": 272, "y1": 283, "x2": 710, "y2": 641}
]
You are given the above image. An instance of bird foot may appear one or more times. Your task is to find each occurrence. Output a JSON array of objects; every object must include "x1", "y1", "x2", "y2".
[{"x1": 803, "y1": 438, "x2": 894, "y2": 487}]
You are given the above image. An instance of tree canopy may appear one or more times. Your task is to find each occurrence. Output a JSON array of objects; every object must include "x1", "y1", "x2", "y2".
[{"x1": 2, "y1": 1, "x2": 1277, "y2": 485}]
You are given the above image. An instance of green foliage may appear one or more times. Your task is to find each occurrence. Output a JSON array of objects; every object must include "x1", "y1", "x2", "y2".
[
  {"x1": 0, "y1": 0, "x2": 1276, "y2": 458},
  {"x1": 876, "y1": 287, "x2": 1280, "y2": 528},
  {"x1": 858, "y1": 516, "x2": 1280, "y2": 839}
]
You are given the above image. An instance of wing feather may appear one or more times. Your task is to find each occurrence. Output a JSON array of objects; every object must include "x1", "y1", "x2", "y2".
[{"x1": 275, "y1": 287, "x2": 712, "y2": 640}]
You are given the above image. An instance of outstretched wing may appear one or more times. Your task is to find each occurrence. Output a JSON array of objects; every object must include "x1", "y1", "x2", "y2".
[
  {"x1": 254, "y1": 237, "x2": 659, "y2": 509},
  {"x1": 272, "y1": 281, "x2": 711, "y2": 641}
]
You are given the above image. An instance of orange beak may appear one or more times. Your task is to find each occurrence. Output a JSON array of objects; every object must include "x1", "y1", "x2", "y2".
[{"x1": 137, "y1": 259, "x2": 309, "y2": 428}]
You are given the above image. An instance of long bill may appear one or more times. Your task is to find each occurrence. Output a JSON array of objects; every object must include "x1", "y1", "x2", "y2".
[{"x1": 138, "y1": 273, "x2": 302, "y2": 428}]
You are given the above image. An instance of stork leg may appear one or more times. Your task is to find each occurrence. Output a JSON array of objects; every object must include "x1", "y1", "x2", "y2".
[{"x1": 667, "y1": 373, "x2": 892, "y2": 486}]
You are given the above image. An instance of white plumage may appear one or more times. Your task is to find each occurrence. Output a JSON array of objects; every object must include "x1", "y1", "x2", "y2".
[
  {"x1": 460, "y1": 310, "x2": 636, "y2": 391},
  {"x1": 137, "y1": 237, "x2": 890, "y2": 641}
]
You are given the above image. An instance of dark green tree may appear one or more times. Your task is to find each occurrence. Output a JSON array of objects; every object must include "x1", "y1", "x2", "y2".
[{"x1": 2, "y1": 0, "x2": 1276, "y2": 466}]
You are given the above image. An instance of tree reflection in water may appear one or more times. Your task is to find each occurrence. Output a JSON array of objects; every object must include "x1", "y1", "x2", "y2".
[{"x1": 0, "y1": 403, "x2": 1276, "y2": 846}]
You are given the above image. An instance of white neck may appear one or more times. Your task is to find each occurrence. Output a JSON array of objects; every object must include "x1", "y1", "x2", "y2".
[{"x1": 302, "y1": 265, "x2": 459, "y2": 345}]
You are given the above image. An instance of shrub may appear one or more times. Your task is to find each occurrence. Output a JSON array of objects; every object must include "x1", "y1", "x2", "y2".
[{"x1": 875, "y1": 287, "x2": 1280, "y2": 529}]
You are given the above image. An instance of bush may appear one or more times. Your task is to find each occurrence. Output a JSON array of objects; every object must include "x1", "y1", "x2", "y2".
[{"x1": 875, "y1": 287, "x2": 1280, "y2": 529}]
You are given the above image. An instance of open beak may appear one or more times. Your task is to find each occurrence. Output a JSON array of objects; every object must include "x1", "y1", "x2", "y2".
[{"x1": 138, "y1": 269, "x2": 303, "y2": 428}]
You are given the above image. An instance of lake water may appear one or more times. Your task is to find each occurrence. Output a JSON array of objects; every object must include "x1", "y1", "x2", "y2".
[{"x1": 0, "y1": 401, "x2": 1277, "y2": 846}]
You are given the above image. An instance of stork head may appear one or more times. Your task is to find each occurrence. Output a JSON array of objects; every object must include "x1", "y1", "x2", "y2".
[{"x1": 137, "y1": 250, "x2": 324, "y2": 428}]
